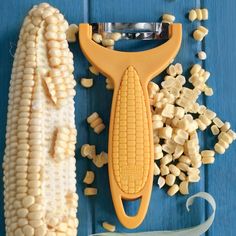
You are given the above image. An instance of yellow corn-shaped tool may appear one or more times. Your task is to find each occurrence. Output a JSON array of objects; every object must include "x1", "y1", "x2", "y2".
[{"x1": 79, "y1": 22, "x2": 182, "y2": 229}]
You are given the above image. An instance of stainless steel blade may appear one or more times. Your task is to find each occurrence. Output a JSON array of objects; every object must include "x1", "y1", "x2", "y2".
[{"x1": 91, "y1": 22, "x2": 169, "y2": 40}]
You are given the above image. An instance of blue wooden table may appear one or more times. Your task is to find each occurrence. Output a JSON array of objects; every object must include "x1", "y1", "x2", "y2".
[{"x1": 0, "y1": 0, "x2": 235, "y2": 235}]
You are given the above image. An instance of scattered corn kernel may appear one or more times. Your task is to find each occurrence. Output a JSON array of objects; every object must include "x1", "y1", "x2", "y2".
[
  {"x1": 102, "y1": 222, "x2": 116, "y2": 232},
  {"x1": 92, "y1": 33, "x2": 102, "y2": 43},
  {"x1": 201, "y1": 150, "x2": 215, "y2": 157},
  {"x1": 227, "y1": 130, "x2": 236, "y2": 140},
  {"x1": 179, "y1": 155, "x2": 191, "y2": 165},
  {"x1": 111, "y1": 32, "x2": 122, "y2": 41},
  {"x1": 202, "y1": 9, "x2": 209, "y2": 20},
  {"x1": 66, "y1": 24, "x2": 79, "y2": 42},
  {"x1": 80, "y1": 78, "x2": 93, "y2": 88},
  {"x1": 94, "y1": 123, "x2": 105, "y2": 134},
  {"x1": 160, "y1": 165, "x2": 170, "y2": 176},
  {"x1": 221, "y1": 122, "x2": 231, "y2": 132},
  {"x1": 189, "y1": 9, "x2": 197, "y2": 21},
  {"x1": 157, "y1": 176, "x2": 166, "y2": 189},
  {"x1": 165, "y1": 174, "x2": 176, "y2": 186},
  {"x1": 187, "y1": 174, "x2": 200, "y2": 183},
  {"x1": 87, "y1": 112, "x2": 99, "y2": 124},
  {"x1": 102, "y1": 38, "x2": 115, "y2": 47},
  {"x1": 162, "y1": 104, "x2": 175, "y2": 118},
  {"x1": 218, "y1": 139, "x2": 229, "y2": 149},
  {"x1": 160, "y1": 154, "x2": 172, "y2": 165},
  {"x1": 90, "y1": 118, "x2": 103, "y2": 128},
  {"x1": 211, "y1": 125, "x2": 220, "y2": 135},
  {"x1": 92, "y1": 153, "x2": 105, "y2": 168},
  {"x1": 167, "y1": 184, "x2": 179, "y2": 196},
  {"x1": 166, "y1": 64, "x2": 176, "y2": 76},
  {"x1": 213, "y1": 117, "x2": 224, "y2": 128},
  {"x1": 162, "y1": 13, "x2": 175, "y2": 23},
  {"x1": 84, "y1": 187, "x2": 97, "y2": 196},
  {"x1": 179, "y1": 172, "x2": 187, "y2": 181},
  {"x1": 179, "y1": 181, "x2": 189, "y2": 195},
  {"x1": 154, "y1": 150, "x2": 164, "y2": 160},
  {"x1": 89, "y1": 66, "x2": 99, "y2": 75},
  {"x1": 169, "y1": 164, "x2": 180, "y2": 176},
  {"x1": 193, "y1": 30, "x2": 205, "y2": 41},
  {"x1": 204, "y1": 87, "x2": 213, "y2": 96},
  {"x1": 190, "y1": 64, "x2": 201, "y2": 75},
  {"x1": 218, "y1": 132, "x2": 233, "y2": 144},
  {"x1": 159, "y1": 126, "x2": 173, "y2": 139},
  {"x1": 81, "y1": 144, "x2": 96, "y2": 159},
  {"x1": 176, "y1": 162, "x2": 189, "y2": 172},
  {"x1": 87, "y1": 112, "x2": 105, "y2": 134},
  {"x1": 198, "y1": 26, "x2": 209, "y2": 35},
  {"x1": 202, "y1": 156, "x2": 215, "y2": 164},
  {"x1": 175, "y1": 63, "x2": 183, "y2": 75},
  {"x1": 198, "y1": 51, "x2": 207, "y2": 60},
  {"x1": 204, "y1": 109, "x2": 216, "y2": 120},
  {"x1": 154, "y1": 162, "x2": 161, "y2": 176},
  {"x1": 196, "y1": 9, "x2": 203, "y2": 20},
  {"x1": 83, "y1": 171, "x2": 95, "y2": 184},
  {"x1": 105, "y1": 78, "x2": 114, "y2": 90}
]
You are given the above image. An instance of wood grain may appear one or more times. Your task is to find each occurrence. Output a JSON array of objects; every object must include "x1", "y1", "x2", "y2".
[{"x1": 0, "y1": 0, "x2": 235, "y2": 236}]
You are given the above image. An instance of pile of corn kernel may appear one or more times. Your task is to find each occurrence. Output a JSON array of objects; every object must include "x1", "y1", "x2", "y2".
[
  {"x1": 82, "y1": 62, "x2": 236, "y2": 197},
  {"x1": 148, "y1": 63, "x2": 236, "y2": 196}
]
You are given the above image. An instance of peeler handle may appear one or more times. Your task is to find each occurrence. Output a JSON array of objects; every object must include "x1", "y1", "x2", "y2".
[
  {"x1": 78, "y1": 23, "x2": 182, "y2": 229},
  {"x1": 108, "y1": 65, "x2": 154, "y2": 229}
]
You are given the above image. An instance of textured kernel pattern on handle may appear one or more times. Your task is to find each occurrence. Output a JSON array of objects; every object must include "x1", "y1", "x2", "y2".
[{"x1": 112, "y1": 66, "x2": 151, "y2": 194}]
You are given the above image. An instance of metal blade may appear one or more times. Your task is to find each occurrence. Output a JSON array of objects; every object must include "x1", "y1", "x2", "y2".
[{"x1": 91, "y1": 22, "x2": 169, "y2": 40}]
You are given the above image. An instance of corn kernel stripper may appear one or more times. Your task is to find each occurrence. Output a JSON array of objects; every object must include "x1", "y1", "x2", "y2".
[{"x1": 79, "y1": 22, "x2": 182, "y2": 229}]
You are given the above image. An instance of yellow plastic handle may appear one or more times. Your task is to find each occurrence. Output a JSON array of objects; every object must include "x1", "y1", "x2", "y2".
[
  {"x1": 79, "y1": 23, "x2": 182, "y2": 229},
  {"x1": 109, "y1": 65, "x2": 154, "y2": 229}
]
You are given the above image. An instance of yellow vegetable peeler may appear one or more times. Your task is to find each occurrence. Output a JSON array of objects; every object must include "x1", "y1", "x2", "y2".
[{"x1": 79, "y1": 22, "x2": 182, "y2": 229}]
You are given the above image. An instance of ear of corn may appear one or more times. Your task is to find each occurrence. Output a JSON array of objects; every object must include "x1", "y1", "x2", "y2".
[{"x1": 3, "y1": 3, "x2": 78, "y2": 235}]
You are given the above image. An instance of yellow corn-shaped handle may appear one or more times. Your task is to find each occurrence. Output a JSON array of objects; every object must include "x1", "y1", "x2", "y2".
[
  {"x1": 112, "y1": 66, "x2": 150, "y2": 194},
  {"x1": 109, "y1": 65, "x2": 153, "y2": 228},
  {"x1": 79, "y1": 23, "x2": 182, "y2": 229}
]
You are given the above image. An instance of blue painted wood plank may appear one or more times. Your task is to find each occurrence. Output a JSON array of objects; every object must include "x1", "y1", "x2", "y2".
[
  {"x1": 89, "y1": 0, "x2": 207, "y2": 234},
  {"x1": 203, "y1": 1, "x2": 236, "y2": 236},
  {"x1": 0, "y1": 0, "x2": 236, "y2": 236}
]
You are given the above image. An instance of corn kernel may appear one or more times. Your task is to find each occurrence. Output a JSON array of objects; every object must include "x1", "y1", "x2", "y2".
[
  {"x1": 83, "y1": 171, "x2": 95, "y2": 184},
  {"x1": 165, "y1": 174, "x2": 176, "y2": 186},
  {"x1": 162, "y1": 13, "x2": 175, "y2": 23},
  {"x1": 157, "y1": 176, "x2": 165, "y2": 189},
  {"x1": 84, "y1": 187, "x2": 97, "y2": 196},
  {"x1": 167, "y1": 184, "x2": 179, "y2": 196},
  {"x1": 80, "y1": 78, "x2": 93, "y2": 88},
  {"x1": 92, "y1": 33, "x2": 102, "y2": 43},
  {"x1": 66, "y1": 24, "x2": 79, "y2": 43},
  {"x1": 102, "y1": 222, "x2": 116, "y2": 232},
  {"x1": 179, "y1": 181, "x2": 189, "y2": 195},
  {"x1": 198, "y1": 51, "x2": 207, "y2": 60},
  {"x1": 193, "y1": 30, "x2": 205, "y2": 41},
  {"x1": 189, "y1": 9, "x2": 197, "y2": 22}
]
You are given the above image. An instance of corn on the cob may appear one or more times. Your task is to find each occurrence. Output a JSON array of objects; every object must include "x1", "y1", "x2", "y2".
[{"x1": 3, "y1": 3, "x2": 78, "y2": 235}]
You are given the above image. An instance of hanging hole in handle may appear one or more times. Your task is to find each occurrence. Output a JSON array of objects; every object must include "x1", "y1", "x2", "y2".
[{"x1": 122, "y1": 198, "x2": 141, "y2": 217}]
